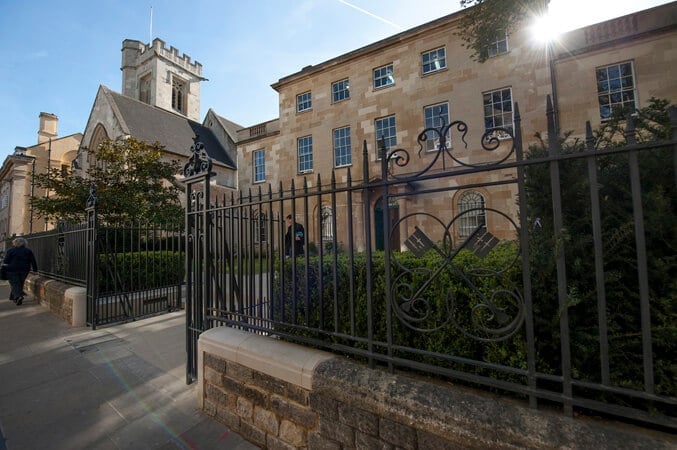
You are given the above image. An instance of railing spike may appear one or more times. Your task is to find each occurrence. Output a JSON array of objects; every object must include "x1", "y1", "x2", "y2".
[
  {"x1": 625, "y1": 112, "x2": 636, "y2": 145},
  {"x1": 585, "y1": 121, "x2": 594, "y2": 150}
]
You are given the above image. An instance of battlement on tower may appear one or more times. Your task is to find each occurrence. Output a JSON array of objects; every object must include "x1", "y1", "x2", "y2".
[
  {"x1": 142, "y1": 38, "x2": 201, "y2": 76},
  {"x1": 120, "y1": 37, "x2": 203, "y2": 121},
  {"x1": 124, "y1": 38, "x2": 203, "y2": 76}
]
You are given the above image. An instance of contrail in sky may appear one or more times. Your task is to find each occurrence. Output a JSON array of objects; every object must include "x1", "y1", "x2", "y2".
[{"x1": 336, "y1": 0, "x2": 404, "y2": 30}]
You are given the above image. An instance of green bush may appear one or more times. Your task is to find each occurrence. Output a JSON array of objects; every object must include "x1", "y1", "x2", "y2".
[
  {"x1": 97, "y1": 251, "x2": 184, "y2": 293},
  {"x1": 272, "y1": 242, "x2": 526, "y2": 381}
]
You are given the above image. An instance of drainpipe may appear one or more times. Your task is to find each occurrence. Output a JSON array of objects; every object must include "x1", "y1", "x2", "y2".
[
  {"x1": 45, "y1": 138, "x2": 51, "y2": 231},
  {"x1": 30, "y1": 157, "x2": 36, "y2": 234}
]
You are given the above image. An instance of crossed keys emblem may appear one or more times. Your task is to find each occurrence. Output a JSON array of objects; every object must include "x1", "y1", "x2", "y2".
[{"x1": 393, "y1": 214, "x2": 524, "y2": 341}]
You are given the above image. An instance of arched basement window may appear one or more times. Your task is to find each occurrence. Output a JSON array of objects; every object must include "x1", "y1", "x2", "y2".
[{"x1": 458, "y1": 191, "x2": 486, "y2": 237}]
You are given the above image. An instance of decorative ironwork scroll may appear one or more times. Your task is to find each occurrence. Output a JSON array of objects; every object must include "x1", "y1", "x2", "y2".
[
  {"x1": 183, "y1": 135, "x2": 213, "y2": 178},
  {"x1": 392, "y1": 209, "x2": 524, "y2": 341},
  {"x1": 383, "y1": 114, "x2": 516, "y2": 181},
  {"x1": 86, "y1": 184, "x2": 98, "y2": 209}
]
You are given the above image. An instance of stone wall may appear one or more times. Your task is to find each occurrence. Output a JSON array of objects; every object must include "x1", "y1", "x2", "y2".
[
  {"x1": 199, "y1": 327, "x2": 676, "y2": 450},
  {"x1": 24, "y1": 274, "x2": 86, "y2": 327}
]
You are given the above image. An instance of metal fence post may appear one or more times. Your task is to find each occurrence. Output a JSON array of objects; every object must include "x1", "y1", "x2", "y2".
[{"x1": 85, "y1": 185, "x2": 99, "y2": 329}]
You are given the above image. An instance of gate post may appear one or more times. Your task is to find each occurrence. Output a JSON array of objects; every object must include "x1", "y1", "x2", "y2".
[
  {"x1": 183, "y1": 136, "x2": 213, "y2": 384},
  {"x1": 85, "y1": 185, "x2": 99, "y2": 329}
]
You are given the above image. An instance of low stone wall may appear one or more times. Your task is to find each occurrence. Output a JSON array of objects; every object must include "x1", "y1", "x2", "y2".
[
  {"x1": 199, "y1": 327, "x2": 676, "y2": 450},
  {"x1": 25, "y1": 273, "x2": 86, "y2": 327}
]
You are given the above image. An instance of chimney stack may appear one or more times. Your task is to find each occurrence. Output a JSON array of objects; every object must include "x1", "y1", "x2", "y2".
[{"x1": 38, "y1": 112, "x2": 58, "y2": 144}]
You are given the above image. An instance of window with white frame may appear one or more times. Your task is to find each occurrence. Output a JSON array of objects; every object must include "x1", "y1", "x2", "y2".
[
  {"x1": 483, "y1": 87, "x2": 513, "y2": 136},
  {"x1": 373, "y1": 64, "x2": 394, "y2": 89},
  {"x1": 332, "y1": 79, "x2": 350, "y2": 103},
  {"x1": 172, "y1": 76, "x2": 186, "y2": 114},
  {"x1": 458, "y1": 191, "x2": 486, "y2": 237},
  {"x1": 297, "y1": 136, "x2": 313, "y2": 173},
  {"x1": 596, "y1": 62, "x2": 637, "y2": 121},
  {"x1": 333, "y1": 126, "x2": 352, "y2": 167},
  {"x1": 296, "y1": 91, "x2": 312, "y2": 112},
  {"x1": 253, "y1": 149, "x2": 265, "y2": 183},
  {"x1": 486, "y1": 31, "x2": 508, "y2": 58},
  {"x1": 422, "y1": 47, "x2": 446, "y2": 74},
  {"x1": 423, "y1": 102, "x2": 450, "y2": 151},
  {"x1": 375, "y1": 116, "x2": 397, "y2": 158},
  {"x1": 321, "y1": 206, "x2": 334, "y2": 241}
]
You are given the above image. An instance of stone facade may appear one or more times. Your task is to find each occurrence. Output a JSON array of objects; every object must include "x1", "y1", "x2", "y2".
[
  {"x1": 0, "y1": 113, "x2": 82, "y2": 248},
  {"x1": 552, "y1": 4, "x2": 677, "y2": 133},
  {"x1": 234, "y1": 3, "x2": 676, "y2": 250}
]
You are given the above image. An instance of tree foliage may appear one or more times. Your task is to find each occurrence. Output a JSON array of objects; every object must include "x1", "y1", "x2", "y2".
[
  {"x1": 32, "y1": 137, "x2": 183, "y2": 224},
  {"x1": 525, "y1": 97, "x2": 676, "y2": 398},
  {"x1": 458, "y1": 0, "x2": 546, "y2": 62}
]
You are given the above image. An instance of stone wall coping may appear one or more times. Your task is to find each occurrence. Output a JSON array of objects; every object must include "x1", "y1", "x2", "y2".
[{"x1": 198, "y1": 326, "x2": 333, "y2": 390}]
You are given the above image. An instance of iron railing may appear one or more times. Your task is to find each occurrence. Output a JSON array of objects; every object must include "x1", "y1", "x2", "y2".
[
  {"x1": 185, "y1": 98, "x2": 676, "y2": 430},
  {"x1": 25, "y1": 190, "x2": 184, "y2": 328},
  {"x1": 27, "y1": 221, "x2": 88, "y2": 286}
]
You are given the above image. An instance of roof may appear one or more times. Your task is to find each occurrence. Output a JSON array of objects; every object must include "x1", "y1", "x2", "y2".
[
  {"x1": 101, "y1": 86, "x2": 236, "y2": 168},
  {"x1": 211, "y1": 111, "x2": 244, "y2": 141}
]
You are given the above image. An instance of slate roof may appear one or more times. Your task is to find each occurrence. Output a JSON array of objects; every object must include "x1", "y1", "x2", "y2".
[
  {"x1": 211, "y1": 110, "x2": 244, "y2": 143},
  {"x1": 101, "y1": 86, "x2": 235, "y2": 168}
]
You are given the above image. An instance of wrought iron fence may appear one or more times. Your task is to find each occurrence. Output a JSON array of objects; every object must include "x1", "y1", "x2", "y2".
[
  {"x1": 84, "y1": 193, "x2": 185, "y2": 328},
  {"x1": 26, "y1": 221, "x2": 88, "y2": 285},
  {"x1": 185, "y1": 98, "x2": 676, "y2": 430},
  {"x1": 24, "y1": 190, "x2": 185, "y2": 328}
]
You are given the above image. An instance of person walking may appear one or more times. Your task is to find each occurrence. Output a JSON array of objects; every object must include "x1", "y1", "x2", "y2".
[
  {"x1": 285, "y1": 214, "x2": 305, "y2": 258},
  {"x1": 2, "y1": 237, "x2": 38, "y2": 305}
]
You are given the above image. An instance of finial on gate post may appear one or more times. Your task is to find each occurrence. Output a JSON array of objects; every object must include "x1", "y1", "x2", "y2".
[
  {"x1": 86, "y1": 184, "x2": 98, "y2": 209},
  {"x1": 183, "y1": 135, "x2": 213, "y2": 178}
]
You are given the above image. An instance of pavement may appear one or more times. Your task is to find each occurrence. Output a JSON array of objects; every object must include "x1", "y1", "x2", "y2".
[{"x1": 0, "y1": 281, "x2": 259, "y2": 450}]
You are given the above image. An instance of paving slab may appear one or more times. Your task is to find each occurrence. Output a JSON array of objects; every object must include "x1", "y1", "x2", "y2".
[{"x1": 0, "y1": 281, "x2": 258, "y2": 450}]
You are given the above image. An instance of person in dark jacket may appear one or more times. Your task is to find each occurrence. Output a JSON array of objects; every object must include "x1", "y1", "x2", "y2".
[
  {"x1": 3, "y1": 237, "x2": 38, "y2": 305},
  {"x1": 284, "y1": 214, "x2": 305, "y2": 258}
]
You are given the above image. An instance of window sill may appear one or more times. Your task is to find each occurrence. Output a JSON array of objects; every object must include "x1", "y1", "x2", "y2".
[
  {"x1": 421, "y1": 67, "x2": 448, "y2": 77},
  {"x1": 373, "y1": 83, "x2": 395, "y2": 91}
]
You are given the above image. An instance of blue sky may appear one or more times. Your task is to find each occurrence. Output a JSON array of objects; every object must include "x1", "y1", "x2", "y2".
[{"x1": 0, "y1": 0, "x2": 670, "y2": 161}]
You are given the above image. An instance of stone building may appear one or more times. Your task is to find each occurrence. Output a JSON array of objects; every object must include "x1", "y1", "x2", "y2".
[
  {"x1": 234, "y1": 1, "x2": 677, "y2": 251},
  {"x1": 73, "y1": 38, "x2": 239, "y2": 193},
  {"x1": 0, "y1": 113, "x2": 82, "y2": 249}
]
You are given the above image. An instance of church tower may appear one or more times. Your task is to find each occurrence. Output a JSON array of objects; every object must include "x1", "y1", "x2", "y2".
[{"x1": 121, "y1": 38, "x2": 204, "y2": 122}]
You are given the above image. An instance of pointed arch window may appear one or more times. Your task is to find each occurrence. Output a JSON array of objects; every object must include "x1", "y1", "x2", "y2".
[
  {"x1": 458, "y1": 191, "x2": 486, "y2": 237},
  {"x1": 172, "y1": 76, "x2": 186, "y2": 114},
  {"x1": 139, "y1": 74, "x2": 151, "y2": 104}
]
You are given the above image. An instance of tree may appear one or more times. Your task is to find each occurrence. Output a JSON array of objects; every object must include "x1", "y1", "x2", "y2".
[
  {"x1": 457, "y1": 0, "x2": 547, "y2": 62},
  {"x1": 524, "y1": 98, "x2": 676, "y2": 400},
  {"x1": 32, "y1": 137, "x2": 184, "y2": 224}
]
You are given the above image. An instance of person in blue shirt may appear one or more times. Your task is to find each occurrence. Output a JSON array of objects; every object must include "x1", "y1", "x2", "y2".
[{"x1": 2, "y1": 237, "x2": 38, "y2": 305}]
